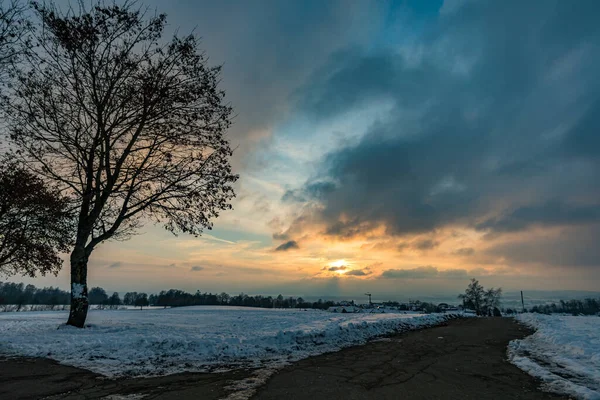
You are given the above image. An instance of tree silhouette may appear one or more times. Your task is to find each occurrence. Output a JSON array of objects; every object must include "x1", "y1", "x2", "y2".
[
  {"x1": 5, "y1": 2, "x2": 237, "y2": 327},
  {"x1": 0, "y1": 161, "x2": 72, "y2": 277},
  {"x1": 88, "y1": 287, "x2": 108, "y2": 305},
  {"x1": 134, "y1": 293, "x2": 149, "y2": 310},
  {"x1": 458, "y1": 278, "x2": 485, "y2": 315},
  {"x1": 0, "y1": 0, "x2": 30, "y2": 82}
]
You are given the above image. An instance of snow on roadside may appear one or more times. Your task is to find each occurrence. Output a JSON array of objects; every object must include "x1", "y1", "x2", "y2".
[
  {"x1": 0, "y1": 306, "x2": 459, "y2": 377},
  {"x1": 509, "y1": 313, "x2": 600, "y2": 400}
]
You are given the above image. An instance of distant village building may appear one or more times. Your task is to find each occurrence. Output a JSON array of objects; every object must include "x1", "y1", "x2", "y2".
[
  {"x1": 327, "y1": 305, "x2": 360, "y2": 313},
  {"x1": 327, "y1": 300, "x2": 359, "y2": 313}
]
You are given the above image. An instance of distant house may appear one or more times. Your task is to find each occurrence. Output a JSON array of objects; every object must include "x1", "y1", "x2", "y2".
[
  {"x1": 438, "y1": 303, "x2": 459, "y2": 312},
  {"x1": 327, "y1": 305, "x2": 360, "y2": 313}
]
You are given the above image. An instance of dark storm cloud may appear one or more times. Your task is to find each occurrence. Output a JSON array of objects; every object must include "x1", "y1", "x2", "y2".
[
  {"x1": 274, "y1": 240, "x2": 299, "y2": 252},
  {"x1": 144, "y1": 0, "x2": 383, "y2": 158},
  {"x1": 476, "y1": 201, "x2": 600, "y2": 234},
  {"x1": 486, "y1": 226, "x2": 600, "y2": 269},
  {"x1": 286, "y1": 0, "x2": 600, "y2": 269}
]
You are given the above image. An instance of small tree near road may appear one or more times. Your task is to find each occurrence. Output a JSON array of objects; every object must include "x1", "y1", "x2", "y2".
[
  {"x1": 458, "y1": 278, "x2": 485, "y2": 315},
  {"x1": 484, "y1": 287, "x2": 503, "y2": 315},
  {"x1": 458, "y1": 279, "x2": 502, "y2": 316},
  {"x1": 5, "y1": 2, "x2": 238, "y2": 327}
]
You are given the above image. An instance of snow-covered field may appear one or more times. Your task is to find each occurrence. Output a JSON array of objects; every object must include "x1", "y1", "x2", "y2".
[
  {"x1": 509, "y1": 314, "x2": 600, "y2": 400},
  {"x1": 0, "y1": 306, "x2": 457, "y2": 377}
]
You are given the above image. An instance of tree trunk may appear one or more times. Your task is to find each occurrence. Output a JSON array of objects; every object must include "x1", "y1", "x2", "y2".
[{"x1": 66, "y1": 245, "x2": 89, "y2": 328}]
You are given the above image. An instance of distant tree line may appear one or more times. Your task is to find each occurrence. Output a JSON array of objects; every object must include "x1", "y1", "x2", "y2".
[
  {"x1": 20, "y1": 281, "x2": 600, "y2": 315},
  {"x1": 147, "y1": 289, "x2": 337, "y2": 310},
  {"x1": 88, "y1": 288, "x2": 149, "y2": 310},
  {"x1": 530, "y1": 298, "x2": 600, "y2": 316},
  {"x1": 380, "y1": 301, "x2": 446, "y2": 313},
  {"x1": 0, "y1": 283, "x2": 463, "y2": 312},
  {"x1": 0, "y1": 282, "x2": 69, "y2": 310},
  {"x1": 0, "y1": 283, "x2": 339, "y2": 311}
]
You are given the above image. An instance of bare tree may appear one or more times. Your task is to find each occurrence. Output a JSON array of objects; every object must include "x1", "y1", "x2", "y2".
[
  {"x1": 458, "y1": 278, "x2": 485, "y2": 315},
  {"x1": 0, "y1": 0, "x2": 30, "y2": 80},
  {"x1": 0, "y1": 160, "x2": 72, "y2": 277},
  {"x1": 484, "y1": 287, "x2": 502, "y2": 315},
  {"x1": 5, "y1": 2, "x2": 238, "y2": 327}
]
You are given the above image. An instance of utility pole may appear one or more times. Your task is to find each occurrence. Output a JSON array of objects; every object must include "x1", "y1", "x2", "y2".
[
  {"x1": 365, "y1": 293, "x2": 372, "y2": 307},
  {"x1": 521, "y1": 291, "x2": 525, "y2": 313}
]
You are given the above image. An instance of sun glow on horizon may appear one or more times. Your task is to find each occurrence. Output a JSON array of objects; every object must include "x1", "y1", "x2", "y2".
[
  {"x1": 329, "y1": 259, "x2": 347, "y2": 267},
  {"x1": 328, "y1": 259, "x2": 350, "y2": 274}
]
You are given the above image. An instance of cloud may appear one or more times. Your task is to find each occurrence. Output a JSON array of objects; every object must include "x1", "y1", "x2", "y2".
[
  {"x1": 412, "y1": 239, "x2": 439, "y2": 251},
  {"x1": 381, "y1": 266, "x2": 439, "y2": 279},
  {"x1": 476, "y1": 201, "x2": 600, "y2": 234},
  {"x1": 282, "y1": 181, "x2": 337, "y2": 203},
  {"x1": 272, "y1": 232, "x2": 290, "y2": 241},
  {"x1": 143, "y1": 0, "x2": 385, "y2": 162},
  {"x1": 107, "y1": 262, "x2": 123, "y2": 268},
  {"x1": 274, "y1": 240, "x2": 300, "y2": 251},
  {"x1": 441, "y1": 269, "x2": 469, "y2": 279},
  {"x1": 345, "y1": 269, "x2": 371, "y2": 276},
  {"x1": 485, "y1": 226, "x2": 600, "y2": 268},
  {"x1": 395, "y1": 239, "x2": 438, "y2": 252},
  {"x1": 190, "y1": 266, "x2": 204, "y2": 272},
  {"x1": 325, "y1": 265, "x2": 347, "y2": 272},
  {"x1": 453, "y1": 247, "x2": 475, "y2": 256},
  {"x1": 381, "y1": 266, "x2": 468, "y2": 279}
]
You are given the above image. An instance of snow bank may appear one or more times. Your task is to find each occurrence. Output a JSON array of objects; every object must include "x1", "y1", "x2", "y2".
[
  {"x1": 0, "y1": 306, "x2": 459, "y2": 377},
  {"x1": 509, "y1": 314, "x2": 600, "y2": 400}
]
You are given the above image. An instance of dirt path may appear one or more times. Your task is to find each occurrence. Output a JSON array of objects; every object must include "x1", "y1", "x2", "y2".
[
  {"x1": 0, "y1": 356, "x2": 252, "y2": 399},
  {"x1": 253, "y1": 318, "x2": 566, "y2": 400},
  {"x1": 0, "y1": 318, "x2": 566, "y2": 399}
]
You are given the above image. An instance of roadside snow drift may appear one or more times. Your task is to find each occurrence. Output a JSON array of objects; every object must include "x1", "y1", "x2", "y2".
[
  {"x1": 509, "y1": 314, "x2": 600, "y2": 400},
  {"x1": 0, "y1": 306, "x2": 457, "y2": 377}
]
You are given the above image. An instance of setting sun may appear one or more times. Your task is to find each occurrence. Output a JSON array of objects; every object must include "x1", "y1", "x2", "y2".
[
  {"x1": 330, "y1": 259, "x2": 347, "y2": 268},
  {"x1": 328, "y1": 259, "x2": 349, "y2": 274}
]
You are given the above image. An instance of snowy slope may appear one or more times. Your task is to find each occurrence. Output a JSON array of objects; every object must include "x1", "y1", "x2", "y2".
[
  {"x1": 0, "y1": 306, "x2": 458, "y2": 377},
  {"x1": 509, "y1": 314, "x2": 600, "y2": 400}
]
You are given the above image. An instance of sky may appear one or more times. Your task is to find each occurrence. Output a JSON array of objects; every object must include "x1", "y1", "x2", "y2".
[{"x1": 11, "y1": 0, "x2": 600, "y2": 301}]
